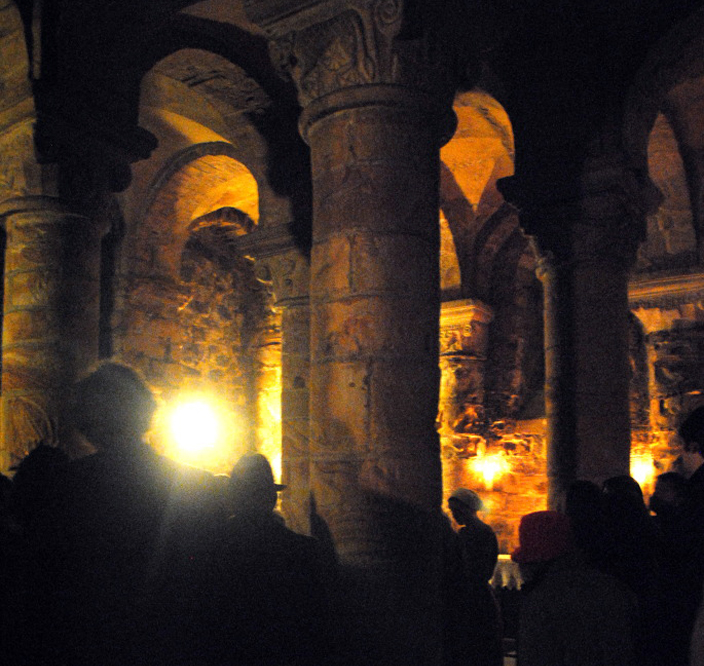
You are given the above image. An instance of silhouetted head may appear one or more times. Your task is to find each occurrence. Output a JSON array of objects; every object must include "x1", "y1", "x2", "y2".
[
  {"x1": 650, "y1": 471, "x2": 687, "y2": 515},
  {"x1": 448, "y1": 487, "x2": 484, "y2": 525},
  {"x1": 602, "y1": 475, "x2": 644, "y2": 502},
  {"x1": 678, "y1": 406, "x2": 704, "y2": 455},
  {"x1": 511, "y1": 510, "x2": 573, "y2": 565},
  {"x1": 228, "y1": 453, "x2": 285, "y2": 516},
  {"x1": 68, "y1": 363, "x2": 157, "y2": 451}
]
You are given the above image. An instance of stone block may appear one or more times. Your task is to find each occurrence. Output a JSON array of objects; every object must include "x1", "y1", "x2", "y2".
[
  {"x1": 311, "y1": 295, "x2": 439, "y2": 361},
  {"x1": 6, "y1": 269, "x2": 58, "y2": 307},
  {"x1": 349, "y1": 232, "x2": 436, "y2": 297},
  {"x1": 310, "y1": 234, "x2": 351, "y2": 298},
  {"x1": 368, "y1": 358, "x2": 440, "y2": 451},
  {"x1": 309, "y1": 360, "x2": 369, "y2": 456}
]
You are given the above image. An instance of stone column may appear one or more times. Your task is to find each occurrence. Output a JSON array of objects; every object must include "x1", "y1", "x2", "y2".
[
  {"x1": 252, "y1": 313, "x2": 283, "y2": 471},
  {"x1": 305, "y1": 86, "x2": 446, "y2": 666},
  {"x1": 630, "y1": 273, "x2": 704, "y2": 435},
  {"x1": 246, "y1": 2, "x2": 474, "y2": 663},
  {"x1": 437, "y1": 299, "x2": 494, "y2": 495},
  {"x1": 501, "y1": 157, "x2": 646, "y2": 508},
  {"x1": 253, "y1": 243, "x2": 311, "y2": 536},
  {"x1": 0, "y1": 196, "x2": 105, "y2": 469}
]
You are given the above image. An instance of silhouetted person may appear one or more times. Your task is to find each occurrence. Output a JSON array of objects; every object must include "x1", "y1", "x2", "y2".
[
  {"x1": 6, "y1": 444, "x2": 69, "y2": 665},
  {"x1": 447, "y1": 488, "x2": 502, "y2": 666},
  {"x1": 512, "y1": 511, "x2": 638, "y2": 666},
  {"x1": 650, "y1": 471, "x2": 687, "y2": 548},
  {"x1": 601, "y1": 475, "x2": 661, "y2": 597},
  {"x1": 660, "y1": 405, "x2": 704, "y2": 665},
  {"x1": 651, "y1": 471, "x2": 686, "y2": 519},
  {"x1": 601, "y1": 475, "x2": 663, "y2": 665},
  {"x1": 448, "y1": 488, "x2": 499, "y2": 585},
  {"x1": 213, "y1": 453, "x2": 334, "y2": 666},
  {"x1": 45, "y1": 362, "x2": 220, "y2": 666},
  {"x1": 564, "y1": 479, "x2": 610, "y2": 571}
]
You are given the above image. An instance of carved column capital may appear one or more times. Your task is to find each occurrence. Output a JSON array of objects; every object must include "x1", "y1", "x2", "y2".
[
  {"x1": 246, "y1": 0, "x2": 476, "y2": 141},
  {"x1": 33, "y1": 82, "x2": 157, "y2": 194},
  {"x1": 500, "y1": 152, "x2": 660, "y2": 271},
  {"x1": 235, "y1": 222, "x2": 311, "y2": 306},
  {"x1": 439, "y1": 298, "x2": 494, "y2": 358}
]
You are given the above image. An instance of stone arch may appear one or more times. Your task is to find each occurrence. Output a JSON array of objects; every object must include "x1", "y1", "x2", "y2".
[
  {"x1": 135, "y1": 142, "x2": 260, "y2": 279},
  {"x1": 636, "y1": 111, "x2": 698, "y2": 273},
  {"x1": 440, "y1": 89, "x2": 515, "y2": 300},
  {"x1": 113, "y1": 139, "x2": 279, "y2": 474},
  {"x1": 624, "y1": 5, "x2": 704, "y2": 173}
]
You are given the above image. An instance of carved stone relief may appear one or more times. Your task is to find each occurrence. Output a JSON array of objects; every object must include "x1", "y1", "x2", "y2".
[
  {"x1": 266, "y1": 0, "x2": 474, "y2": 108},
  {"x1": 0, "y1": 121, "x2": 39, "y2": 201}
]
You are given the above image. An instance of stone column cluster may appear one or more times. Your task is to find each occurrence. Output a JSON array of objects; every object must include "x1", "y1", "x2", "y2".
[{"x1": 501, "y1": 155, "x2": 649, "y2": 507}]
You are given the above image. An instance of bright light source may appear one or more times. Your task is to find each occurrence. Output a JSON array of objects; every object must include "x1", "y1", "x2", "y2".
[
  {"x1": 169, "y1": 399, "x2": 219, "y2": 454},
  {"x1": 631, "y1": 453, "x2": 655, "y2": 492},
  {"x1": 473, "y1": 453, "x2": 510, "y2": 491}
]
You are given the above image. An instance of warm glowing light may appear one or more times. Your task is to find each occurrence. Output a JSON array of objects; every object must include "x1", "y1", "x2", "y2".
[
  {"x1": 631, "y1": 452, "x2": 655, "y2": 492},
  {"x1": 170, "y1": 400, "x2": 219, "y2": 453},
  {"x1": 152, "y1": 392, "x2": 245, "y2": 475},
  {"x1": 473, "y1": 453, "x2": 510, "y2": 491}
]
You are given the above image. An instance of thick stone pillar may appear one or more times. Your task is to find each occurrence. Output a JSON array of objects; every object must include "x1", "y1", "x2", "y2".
[
  {"x1": 501, "y1": 157, "x2": 646, "y2": 508},
  {"x1": 437, "y1": 299, "x2": 494, "y2": 495},
  {"x1": 0, "y1": 196, "x2": 105, "y2": 469},
  {"x1": 305, "y1": 91, "x2": 447, "y2": 662},
  {"x1": 245, "y1": 2, "x2": 474, "y2": 663}
]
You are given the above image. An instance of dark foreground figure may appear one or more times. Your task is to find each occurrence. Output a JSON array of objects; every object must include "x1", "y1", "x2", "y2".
[
  {"x1": 210, "y1": 453, "x2": 335, "y2": 666},
  {"x1": 17, "y1": 363, "x2": 221, "y2": 666},
  {"x1": 512, "y1": 510, "x2": 638, "y2": 666}
]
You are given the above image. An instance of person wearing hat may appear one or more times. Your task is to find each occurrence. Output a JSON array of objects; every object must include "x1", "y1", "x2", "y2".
[
  {"x1": 447, "y1": 488, "x2": 502, "y2": 666},
  {"x1": 511, "y1": 511, "x2": 638, "y2": 666},
  {"x1": 448, "y1": 488, "x2": 498, "y2": 586},
  {"x1": 211, "y1": 453, "x2": 336, "y2": 666},
  {"x1": 227, "y1": 452, "x2": 287, "y2": 519}
]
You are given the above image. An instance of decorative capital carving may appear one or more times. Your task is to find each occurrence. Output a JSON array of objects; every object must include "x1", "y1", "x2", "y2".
[
  {"x1": 247, "y1": 0, "x2": 477, "y2": 110},
  {"x1": 33, "y1": 83, "x2": 157, "y2": 194},
  {"x1": 439, "y1": 299, "x2": 494, "y2": 358},
  {"x1": 254, "y1": 246, "x2": 310, "y2": 306},
  {"x1": 500, "y1": 153, "x2": 657, "y2": 270}
]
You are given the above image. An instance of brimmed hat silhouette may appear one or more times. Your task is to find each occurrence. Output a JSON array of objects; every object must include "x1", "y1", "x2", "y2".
[{"x1": 229, "y1": 453, "x2": 285, "y2": 493}]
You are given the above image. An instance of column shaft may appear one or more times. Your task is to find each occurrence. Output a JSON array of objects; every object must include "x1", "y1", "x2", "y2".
[
  {"x1": 307, "y1": 91, "x2": 444, "y2": 665},
  {"x1": 0, "y1": 197, "x2": 103, "y2": 468},
  {"x1": 280, "y1": 299, "x2": 311, "y2": 535},
  {"x1": 541, "y1": 254, "x2": 632, "y2": 506}
]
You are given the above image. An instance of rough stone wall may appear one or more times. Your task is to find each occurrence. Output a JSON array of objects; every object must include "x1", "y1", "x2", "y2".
[
  {"x1": 113, "y1": 224, "x2": 277, "y2": 474},
  {"x1": 442, "y1": 419, "x2": 547, "y2": 553}
]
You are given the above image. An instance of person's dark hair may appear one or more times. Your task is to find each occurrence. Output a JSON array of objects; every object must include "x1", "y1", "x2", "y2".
[
  {"x1": 602, "y1": 475, "x2": 644, "y2": 502},
  {"x1": 655, "y1": 471, "x2": 687, "y2": 494},
  {"x1": 678, "y1": 405, "x2": 704, "y2": 454},
  {"x1": 68, "y1": 362, "x2": 157, "y2": 448}
]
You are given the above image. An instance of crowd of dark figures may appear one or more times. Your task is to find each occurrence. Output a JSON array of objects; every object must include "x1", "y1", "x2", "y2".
[{"x1": 1, "y1": 363, "x2": 704, "y2": 666}]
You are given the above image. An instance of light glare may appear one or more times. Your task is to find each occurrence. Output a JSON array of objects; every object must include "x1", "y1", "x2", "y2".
[{"x1": 170, "y1": 400, "x2": 218, "y2": 453}]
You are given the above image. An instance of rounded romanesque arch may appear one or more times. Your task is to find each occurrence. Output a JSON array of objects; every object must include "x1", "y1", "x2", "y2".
[{"x1": 104, "y1": 41, "x2": 295, "y2": 475}]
